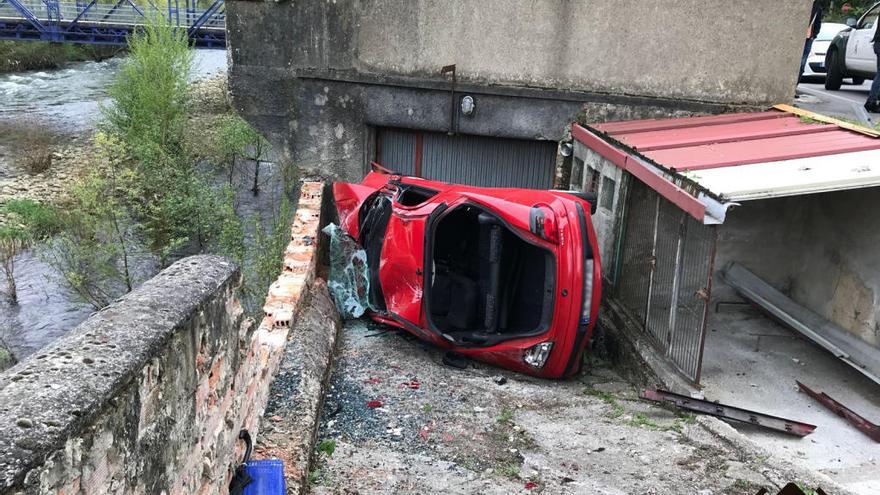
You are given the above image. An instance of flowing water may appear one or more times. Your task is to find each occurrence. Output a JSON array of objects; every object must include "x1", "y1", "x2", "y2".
[{"x1": 0, "y1": 50, "x2": 237, "y2": 360}]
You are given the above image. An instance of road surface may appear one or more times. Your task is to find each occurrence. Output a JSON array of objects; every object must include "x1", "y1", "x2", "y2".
[{"x1": 796, "y1": 80, "x2": 877, "y2": 125}]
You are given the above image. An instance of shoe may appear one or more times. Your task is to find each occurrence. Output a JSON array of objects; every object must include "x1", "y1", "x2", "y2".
[{"x1": 865, "y1": 101, "x2": 880, "y2": 113}]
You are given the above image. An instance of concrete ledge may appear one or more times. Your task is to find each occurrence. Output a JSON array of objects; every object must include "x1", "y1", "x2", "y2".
[
  {"x1": 255, "y1": 279, "x2": 341, "y2": 495},
  {"x1": 599, "y1": 298, "x2": 698, "y2": 396},
  {"x1": 0, "y1": 255, "x2": 241, "y2": 492},
  {"x1": 696, "y1": 416, "x2": 856, "y2": 495}
]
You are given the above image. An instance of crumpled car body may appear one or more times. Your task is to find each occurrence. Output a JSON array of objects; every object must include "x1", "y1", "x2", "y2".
[{"x1": 333, "y1": 166, "x2": 601, "y2": 378}]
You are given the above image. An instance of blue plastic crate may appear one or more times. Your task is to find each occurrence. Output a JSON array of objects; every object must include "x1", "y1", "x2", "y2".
[{"x1": 242, "y1": 459, "x2": 286, "y2": 495}]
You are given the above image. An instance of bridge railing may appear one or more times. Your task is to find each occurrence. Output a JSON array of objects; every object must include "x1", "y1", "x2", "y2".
[{"x1": 0, "y1": 0, "x2": 225, "y2": 47}]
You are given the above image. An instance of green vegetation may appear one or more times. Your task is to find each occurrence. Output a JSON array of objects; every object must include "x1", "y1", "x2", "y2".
[
  {"x1": 0, "y1": 41, "x2": 118, "y2": 73},
  {"x1": 496, "y1": 462, "x2": 520, "y2": 479},
  {"x1": 823, "y1": 0, "x2": 875, "y2": 22},
  {"x1": 0, "y1": 199, "x2": 60, "y2": 303},
  {"x1": 584, "y1": 387, "x2": 626, "y2": 419},
  {"x1": 496, "y1": 407, "x2": 514, "y2": 425},
  {"x1": 628, "y1": 412, "x2": 661, "y2": 430},
  {"x1": 32, "y1": 15, "x2": 284, "y2": 311},
  {"x1": 214, "y1": 114, "x2": 271, "y2": 193},
  {"x1": 318, "y1": 439, "x2": 336, "y2": 457}
]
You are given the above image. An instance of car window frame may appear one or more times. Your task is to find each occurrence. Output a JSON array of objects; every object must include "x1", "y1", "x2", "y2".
[{"x1": 857, "y1": 4, "x2": 880, "y2": 30}]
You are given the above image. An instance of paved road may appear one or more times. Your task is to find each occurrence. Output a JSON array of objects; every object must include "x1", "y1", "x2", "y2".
[{"x1": 796, "y1": 79, "x2": 877, "y2": 125}]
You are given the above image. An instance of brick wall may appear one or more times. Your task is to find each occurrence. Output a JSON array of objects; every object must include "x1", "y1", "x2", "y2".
[{"x1": 0, "y1": 181, "x2": 325, "y2": 494}]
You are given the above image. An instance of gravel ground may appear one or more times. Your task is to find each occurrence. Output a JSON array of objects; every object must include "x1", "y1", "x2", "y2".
[{"x1": 308, "y1": 319, "x2": 805, "y2": 495}]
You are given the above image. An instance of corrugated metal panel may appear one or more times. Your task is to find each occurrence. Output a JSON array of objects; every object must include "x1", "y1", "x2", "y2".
[
  {"x1": 577, "y1": 108, "x2": 880, "y2": 209},
  {"x1": 421, "y1": 133, "x2": 555, "y2": 189},
  {"x1": 377, "y1": 129, "x2": 416, "y2": 176},
  {"x1": 690, "y1": 149, "x2": 880, "y2": 201}
]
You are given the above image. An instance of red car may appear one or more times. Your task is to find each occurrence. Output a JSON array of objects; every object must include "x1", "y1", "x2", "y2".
[{"x1": 333, "y1": 166, "x2": 601, "y2": 378}]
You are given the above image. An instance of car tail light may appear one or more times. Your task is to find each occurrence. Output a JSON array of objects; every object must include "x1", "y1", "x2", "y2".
[
  {"x1": 529, "y1": 205, "x2": 558, "y2": 243},
  {"x1": 581, "y1": 259, "x2": 594, "y2": 325},
  {"x1": 523, "y1": 342, "x2": 554, "y2": 368}
]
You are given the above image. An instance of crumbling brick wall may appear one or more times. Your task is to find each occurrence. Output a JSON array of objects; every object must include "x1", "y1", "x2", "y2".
[{"x1": 0, "y1": 181, "x2": 325, "y2": 494}]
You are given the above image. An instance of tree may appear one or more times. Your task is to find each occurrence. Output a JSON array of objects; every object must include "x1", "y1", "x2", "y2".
[
  {"x1": 99, "y1": 15, "x2": 243, "y2": 267},
  {"x1": 214, "y1": 114, "x2": 270, "y2": 194}
]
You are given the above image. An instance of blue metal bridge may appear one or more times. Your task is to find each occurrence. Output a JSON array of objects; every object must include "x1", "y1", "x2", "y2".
[{"x1": 0, "y1": 0, "x2": 224, "y2": 48}]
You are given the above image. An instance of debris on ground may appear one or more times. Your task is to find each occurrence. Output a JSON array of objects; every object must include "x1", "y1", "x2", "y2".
[
  {"x1": 797, "y1": 381, "x2": 880, "y2": 442},
  {"x1": 641, "y1": 389, "x2": 817, "y2": 437},
  {"x1": 307, "y1": 319, "x2": 832, "y2": 494}
]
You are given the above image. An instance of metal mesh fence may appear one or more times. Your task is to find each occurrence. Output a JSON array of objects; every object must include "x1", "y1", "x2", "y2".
[{"x1": 612, "y1": 176, "x2": 716, "y2": 383}]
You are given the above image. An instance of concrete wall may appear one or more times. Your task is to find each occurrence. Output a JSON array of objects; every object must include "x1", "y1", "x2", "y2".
[
  {"x1": 228, "y1": 0, "x2": 808, "y2": 104},
  {"x1": 714, "y1": 188, "x2": 880, "y2": 349},
  {"x1": 227, "y1": 0, "x2": 809, "y2": 181},
  {"x1": 0, "y1": 182, "x2": 326, "y2": 494}
]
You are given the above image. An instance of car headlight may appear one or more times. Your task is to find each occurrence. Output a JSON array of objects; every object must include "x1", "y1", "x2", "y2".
[
  {"x1": 523, "y1": 342, "x2": 554, "y2": 368},
  {"x1": 581, "y1": 259, "x2": 594, "y2": 325}
]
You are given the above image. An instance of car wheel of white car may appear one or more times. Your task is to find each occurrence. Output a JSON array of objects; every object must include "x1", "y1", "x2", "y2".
[{"x1": 825, "y1": 50, "x2": 843, "y2": 91}]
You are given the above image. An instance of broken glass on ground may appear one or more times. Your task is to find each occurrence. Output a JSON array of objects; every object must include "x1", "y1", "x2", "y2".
[{"x1": 322, "y1": 223, "x2": 372, "y2": 319}]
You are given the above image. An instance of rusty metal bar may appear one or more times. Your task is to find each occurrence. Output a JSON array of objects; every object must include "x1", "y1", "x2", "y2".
[
  {"x1": 641, "y1": 389, "x2": 817, "y2": 437},
  {"x1": 797, "y1": 381, "x2": 880, "y2": 443}
]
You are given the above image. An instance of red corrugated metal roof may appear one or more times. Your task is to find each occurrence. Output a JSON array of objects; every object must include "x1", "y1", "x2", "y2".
[{"x1": 590, "y1": 110, "x2": 880, "y2": 171}]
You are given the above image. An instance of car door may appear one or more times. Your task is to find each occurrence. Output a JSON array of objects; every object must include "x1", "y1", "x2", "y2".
[
  {"x1": 378, "y1": 183, "x2": 441, "y2": 328},
  {"x1": 848, "y1": 4, "x2": 880, "y2": 73}
]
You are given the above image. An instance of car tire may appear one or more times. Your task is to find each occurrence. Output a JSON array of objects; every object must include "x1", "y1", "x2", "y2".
[
  {"x1": 852, "y1": 77, "x2": 866, "y2": 85},
  {"x1": 825, "y1": 50, "x2": 843, "y2": 90}
]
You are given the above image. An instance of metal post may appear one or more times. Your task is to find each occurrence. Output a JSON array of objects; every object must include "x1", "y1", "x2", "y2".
[
  {"x1": 664, "y1": 211, "x2": 687, "y2": 360},
  {"x1": 643, "y1": 193, "x2": 661, "y2": 328}
]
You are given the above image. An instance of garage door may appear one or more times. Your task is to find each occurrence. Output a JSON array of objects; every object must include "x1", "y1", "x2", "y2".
[{"x1": 376, "y1": 128, "x2": 556, "y2": 189}]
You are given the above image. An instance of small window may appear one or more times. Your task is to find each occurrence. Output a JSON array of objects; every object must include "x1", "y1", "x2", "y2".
[
  {"x1": 585, "y1": 167, "x2": 600, "y2": 193},
  {"x1": 600, "y1": 176, "x2": 616, "y2": 211}
]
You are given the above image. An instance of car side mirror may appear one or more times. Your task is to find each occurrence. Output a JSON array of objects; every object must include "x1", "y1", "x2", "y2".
[{"x1": 846, "y1": 17, "x2": 857, "y2": 28}]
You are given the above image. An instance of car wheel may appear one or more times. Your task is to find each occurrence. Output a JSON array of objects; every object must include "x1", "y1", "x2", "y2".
[
  {"x1": 852, "y1": 77, "x2": 866, "y2": 85},
  {"x1": 825, "y1": 50, "x2": 843, "y2": 90}
]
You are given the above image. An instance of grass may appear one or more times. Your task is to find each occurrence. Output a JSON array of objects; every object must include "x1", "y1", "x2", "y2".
[
  {"x1": 496, "y1": 462, "x2": 520, "y2": 479},
  {"x1": 496, "y1": 407, "x2": 514, "y2": 425},
  {"x1": 317, "y1": 439, "x2": 336, "y2": 457},
  {"x1": 628, "y1": 412, "x2": 661, "y2": 430},
  {"x1": 307, "y1": 468, "x2": 322, "y2": 486},
  {"x1": 584, "y1": 388, "x2": 625, "y2": 418},
  {"x1": 422, "y1": 403, "x2": 433, "y2": 414}
]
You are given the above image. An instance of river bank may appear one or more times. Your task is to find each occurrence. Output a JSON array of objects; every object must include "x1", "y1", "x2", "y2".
[
  {"x1": 0, "y1": 75, "x2": 229, "y2": 224},
  {"x1": 0, "y1": 41, "x2": 120, "y2": 74},
  {"x1": 0, "y1": 50, "x2": 263, "y2": 360}
]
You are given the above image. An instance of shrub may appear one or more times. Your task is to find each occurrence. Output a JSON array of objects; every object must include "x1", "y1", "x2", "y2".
[
  {"x1": 0, "y1": 199, "x2": 60, "y2": 303},
  {"x1": 19, "y1": 125, "x2": 54, "y2": 174}
]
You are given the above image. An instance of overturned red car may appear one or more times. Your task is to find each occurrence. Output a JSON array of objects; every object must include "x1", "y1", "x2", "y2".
[{"x1": 333, "y1": 166, "x2": 601, "y2": 378}]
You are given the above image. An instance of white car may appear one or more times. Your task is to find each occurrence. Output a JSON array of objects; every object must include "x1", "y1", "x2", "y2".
[{"x1": 803, "y1": 22, "x2": 853, "y2": 80}]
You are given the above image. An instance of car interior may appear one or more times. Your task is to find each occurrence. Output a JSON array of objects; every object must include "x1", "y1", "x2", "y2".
[{"x1": 427, "y1": 204, "x2": 555, "y2": 346}]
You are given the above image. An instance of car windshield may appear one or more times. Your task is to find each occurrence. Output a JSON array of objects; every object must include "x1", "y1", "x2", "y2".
[{"x1": 816, "y1": 23, "x2": 846, "y2": 41}]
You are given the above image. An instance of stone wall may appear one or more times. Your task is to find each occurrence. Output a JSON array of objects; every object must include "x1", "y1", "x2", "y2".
[{"x1": 0, "y1": 182, "x2": 325, "y2": 494}]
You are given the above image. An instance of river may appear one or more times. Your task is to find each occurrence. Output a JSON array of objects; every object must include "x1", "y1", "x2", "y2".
[{"x1": 0, "y1": 50, "x2": 281, "y2": 360}]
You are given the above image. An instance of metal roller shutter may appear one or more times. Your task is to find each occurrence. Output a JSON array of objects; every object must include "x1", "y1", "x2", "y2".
[{"x1": 376, "y1": 128, "x2": 555, "y2": 189}]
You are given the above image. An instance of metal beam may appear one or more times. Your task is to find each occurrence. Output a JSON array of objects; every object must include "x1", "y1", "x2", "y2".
[
  {"x1": 641, "y1": 389, "x2": 817, "y2": 437},
  {"x1": 797, "y1": 381, "x2": 880, "y2": 443}
]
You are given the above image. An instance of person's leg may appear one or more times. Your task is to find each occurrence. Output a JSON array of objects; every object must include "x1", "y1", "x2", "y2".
[
  {"x1": 867, "y1": 46, "x2": 880, "y2": 111},
  {"x1": 799, "y1": 38, "x2": 814, "y2": 81}
]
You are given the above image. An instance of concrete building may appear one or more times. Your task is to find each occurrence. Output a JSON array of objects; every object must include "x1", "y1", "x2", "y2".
[{"x1": 226, "y1": 0, "x2": 813, "y2": 186}]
